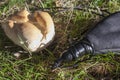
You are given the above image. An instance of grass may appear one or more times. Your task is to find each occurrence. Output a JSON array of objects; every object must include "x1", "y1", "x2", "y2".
[{"x1": 0, "y1": 0, "x2": 120, "y2": 80}]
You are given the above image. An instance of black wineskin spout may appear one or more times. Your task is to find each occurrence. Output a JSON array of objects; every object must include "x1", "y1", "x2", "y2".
[{"x1": 52, "y1": 38, "x2": 94, "y2": 69}]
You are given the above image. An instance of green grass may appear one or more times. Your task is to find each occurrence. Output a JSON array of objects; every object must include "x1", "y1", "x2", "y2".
[{"x1": 0, "y1": 0, "x2": 120, "y2": 80}]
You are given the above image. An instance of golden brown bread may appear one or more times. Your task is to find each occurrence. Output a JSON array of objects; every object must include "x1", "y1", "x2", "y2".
[{"x1": 1, "y1": 9, "x2": 55, "y2": 52}]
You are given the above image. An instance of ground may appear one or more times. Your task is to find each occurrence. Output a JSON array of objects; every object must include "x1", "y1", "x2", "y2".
[{"x1": 0, "y1": 0, "x2": 120, "y2": 80}]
